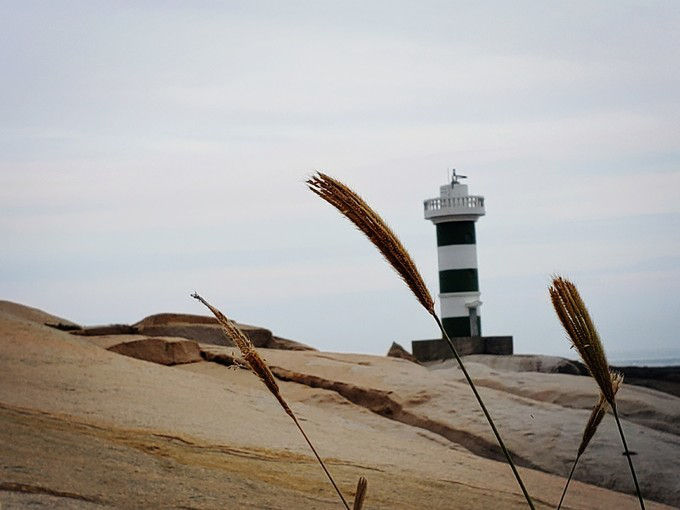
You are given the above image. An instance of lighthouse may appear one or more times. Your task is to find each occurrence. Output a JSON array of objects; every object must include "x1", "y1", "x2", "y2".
[
  {"x1": 424, "y1": 170, "x2": 485, "y2": 338},
  {"x1": 411, "y1": 171, "x2": 512, "y2": 361}
]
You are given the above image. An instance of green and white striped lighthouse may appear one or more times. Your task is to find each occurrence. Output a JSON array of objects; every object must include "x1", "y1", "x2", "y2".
[{"x1": 424, "y1": 171, "x2": 485, "y2": 338}]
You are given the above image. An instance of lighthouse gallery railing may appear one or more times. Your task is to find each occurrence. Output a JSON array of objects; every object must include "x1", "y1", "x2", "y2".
[{"x1": 423, "y1": 196, "x2": 485, "y2": 211}]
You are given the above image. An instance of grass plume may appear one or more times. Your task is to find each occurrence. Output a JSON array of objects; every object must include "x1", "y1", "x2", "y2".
[
  {"x1": 549, "y1": 277, "x2": 616, "y2": 404},
  {"x1": 191, "y1": 292, "x2": 351, "y2": 510},
  {"x1": 307, "y1": 172, "x2": 536, "y2": 509},
  {"x1": 352, "y1": 477, "x2": 368, "y2": 510},
  {"x1": 307, "y1": 172, "x2": 435, "y2": 314},
  {"x1": 549, "y1": 276, "x2": 645, "y2": 509},
  {"x1": 578, "y1": 373, "x2": 623, "y2": 458},
  {"x1": 557, "y1": 372, "x2": 623, "y2": 509}
]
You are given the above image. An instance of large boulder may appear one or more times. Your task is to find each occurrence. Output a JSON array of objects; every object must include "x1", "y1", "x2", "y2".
[
  {"x1": 132, "y1": 313, "x2": 314, "y2": 350},
  {"x1": 87, "y1": 335, "x2": 202, "y2": 365},
  {"x1": 134, "y1": 313, "x2": 218, "y2": 326},
  {"x1": 135, "y1": 322, "x2": 233, "y2": 346},
  {"x1": 133, "y1": 313, "x2": 269, "y2": 347}
]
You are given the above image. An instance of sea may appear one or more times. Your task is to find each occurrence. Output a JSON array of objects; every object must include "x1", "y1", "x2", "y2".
[{"x1": 607, "y1": 349, "x2": 680, "y2": 367}]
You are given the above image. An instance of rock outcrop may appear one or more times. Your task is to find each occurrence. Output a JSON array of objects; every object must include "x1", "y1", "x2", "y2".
[
  {"x1": 132, "y1": 313, "x2": 315, "y2": 350},
  {"x1": 72, "y1": 324, "x2": 138, "y2": 336},
  {"x1": 27, "y1": 309, "x2": 315, "y2": 353},
  {"x1": 386, "y1": 342, "x2": 419, "y2": 363},
  {"x1": 258, "y1": 348, "x2": 680, "y2": 508},
  {"x1": 1, "y1": 300, "x2": 678, "y2": 509},
  {"x1": 453, "y1": 354, "x2": 581, "y2": 374},
  {"x1": 0, "y1": 300, "x2": 78, "y2": 328},
  {"x1": 87, "y1": 335, "x2": 202, "y2": 365}
]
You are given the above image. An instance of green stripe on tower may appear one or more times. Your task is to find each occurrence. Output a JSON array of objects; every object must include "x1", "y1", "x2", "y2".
[
  {"x1": 442, "y1": 316, "x2": 482, "y2": 337},
  {"x1": 439, "y1": 268, "x2": 479, "y2": 293},
  {"x1": 436, "y1": 221, "x2": 476, "y2": 246}
]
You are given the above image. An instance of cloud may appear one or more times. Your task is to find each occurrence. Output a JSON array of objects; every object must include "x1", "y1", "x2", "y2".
[{"x1": 1, "y1": 1, "x2": 679, "y2": 357}]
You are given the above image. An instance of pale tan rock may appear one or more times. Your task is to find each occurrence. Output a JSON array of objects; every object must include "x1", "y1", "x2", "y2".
[
  {"x1": 132, "y1": 312, "x2": 314, "y2": 350},
  {"x1": 87, "y1": 335, "x2": 202, "y2": 365},
  {"x1": 134, "y1": 312, "x2": 219, "y2": 327},
  {"x1": 135, "y1": 322, "x2": 233, "y2": 346},
  {"x1": 0, "y1": 301, "x2": 677, "y2": 510},
  {"x1": 0, "y1": 299, "x2": 78, "y2": 327},
  {"x1": 386, "y1": 341, "x2": 419, "y2": 363},
  {"x1": 269, "y1": 335, "x2": 316, "y2": 351},
  {"x1": 456, "y1": 354, "x2": 581, "y2": 374},
  {"x1": 261, "y1": 349, "x2": 680, "y2": 507}
]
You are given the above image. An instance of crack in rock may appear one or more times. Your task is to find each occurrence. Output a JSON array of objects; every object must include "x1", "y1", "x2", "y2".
[{"x1": 270, "y1": 366, "x2": 538, "y2": 470}]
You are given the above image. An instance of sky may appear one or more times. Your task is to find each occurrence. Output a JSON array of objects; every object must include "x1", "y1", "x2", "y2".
[{"x1": 1, "y1": 1, "x2": 679, "y2": 361}]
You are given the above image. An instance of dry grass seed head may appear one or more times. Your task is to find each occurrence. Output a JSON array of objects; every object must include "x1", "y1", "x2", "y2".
[
  {"x1": 191, "y1": 293, "x2": 292, "y2": 415},
  {"x1": 549, "y1": 276, "x2": 615, "y2": 403},
  {"x1": 192, "y1": 293, "x2": 350, "y2": 508},
  {"x1": 307, "y1": 172, "x2": 435, "y2": 315},
  {"x1": 352, "y1": 477, "x2": 368, "y2": 510},
  {"x1": 578, "y1": 393, "x2": 608, "y2": 457},
  {"x1": 578, "y1": 371, "x2": 624, "y2": 457}
]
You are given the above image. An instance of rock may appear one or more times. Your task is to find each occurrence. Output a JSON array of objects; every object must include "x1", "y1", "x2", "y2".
[
  {"x1": 199, "y1": 345, "x2": 248, "y2": 368},
  {"x1": 134, "y1": 313, "x2": 270, "y2": 347},
  {"x1": 1, "y1": 302, "x2": 677, "y2": 509},
  {"x1": 87, "y1": 335, "x2": 202, "y2": 365},
  {"x1": 132, "y1": 313, "x2": 315, "y2": 350},
  {"x1": 134, "y1": 313, "x2": 218, "y2": 327},
  {"x1": 132, "y1": 313, "x2": 232, "y2": 345},
  {"x1": 260, "y1": 348, "x2": 680, "y2": 508},
  {"x1": 269, "y1": 336, "x2": 316, "y2": 351},
  {"x1": 45, "y1": 322, "x2": 83, "y2": 332},
  {"x1": 609, "y1": 364, "x2": 680, "y2": 398},
  {"x1": 387, "y1": 342, "x2": 419, "y2": 363},
  {"x1": 135, "y1": 323, "x2": 233, "y2": 346},
  {"x1": 72, "y1": 324, "x2": 138, "y2": 336},
  {"x1": 459, "y1": 354, "x2": 581, "y2": 374},
  {"x1": 0, "y1": 300, "x2": 78, "y2": 327}
]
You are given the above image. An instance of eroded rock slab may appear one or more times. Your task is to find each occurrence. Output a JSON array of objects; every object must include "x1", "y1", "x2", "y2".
[
  {"x1": 452, "y1": 354, "x2": 581, "y2": 374},
  {"x1": 258, "y1": 348, "x2": 680, "y2": 508},
  {"x1": 133, "y1": 312, "x2": 314, "y2": 350},
  {"x1": 87, "y1": 335, "x2": 202, "y2": 365}
]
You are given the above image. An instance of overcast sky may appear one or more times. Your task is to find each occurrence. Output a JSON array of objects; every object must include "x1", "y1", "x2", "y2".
[{"x1": 2, "y1": 1, "x2": 679, "y2": 361}]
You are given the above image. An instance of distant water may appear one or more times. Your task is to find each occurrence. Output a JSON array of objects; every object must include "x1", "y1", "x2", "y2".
[{"x1": 608, "y1": 353, "x2": 680, "y2": 368}]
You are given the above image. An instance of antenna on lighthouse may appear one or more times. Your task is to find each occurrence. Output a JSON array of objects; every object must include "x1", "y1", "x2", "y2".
[{"x1": 451, "y1": 168, "x2": 468, "y2": 186}]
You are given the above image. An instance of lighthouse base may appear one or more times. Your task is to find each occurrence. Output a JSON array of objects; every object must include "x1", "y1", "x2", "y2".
[{"x1": 411, "y1": 336, "x2": 513, "y2": 362}]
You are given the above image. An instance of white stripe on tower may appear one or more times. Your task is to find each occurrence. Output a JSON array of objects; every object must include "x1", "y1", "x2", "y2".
[
  {"x1": 437, "y1": 244, "x2": 479, "y2": 271},
  {"x1": 439, "y1": 292, "x2": 481, "y2": 317}
]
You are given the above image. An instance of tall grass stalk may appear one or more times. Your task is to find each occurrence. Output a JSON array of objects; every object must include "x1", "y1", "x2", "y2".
[
  {"x1": 557, "y1": 373, "x2": 622, "y2": 509},
  {"x1": 352, "y1": 477, "x2": 368, "y2": 510},
  {"x1": 192, "y1": 292, "x2": 352, "y2": 510},
  {"x1": 307, "y1": 172, "x2": 535, "y2": 509},
  {"x1": 549, "y1": 276, "x2": 645, "y2": 510},
  {"x1": 612, "y1": 403, "x2": 645, "y2": 510}
]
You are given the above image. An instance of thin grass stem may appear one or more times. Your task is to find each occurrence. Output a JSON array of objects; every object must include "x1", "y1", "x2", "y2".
[
  {"x1": 192, "y1": 292, "x2": 350, "y2": 510},
  {"x1": 433, "y1": 314, "x2": 536, "y2": 510},
  {"x1": 612, "y1": 404, "x2": 645, "y2": 510},
  {"x1": 289, "y1": 414, "x2": 351, "y2": 510},
  {"x1": 557, "y1": 455, "x2": 580, "y2": 510}
]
